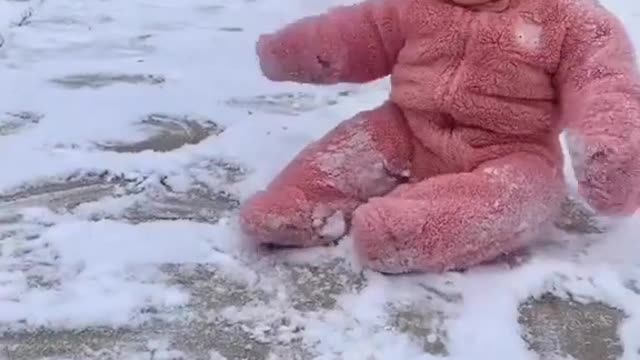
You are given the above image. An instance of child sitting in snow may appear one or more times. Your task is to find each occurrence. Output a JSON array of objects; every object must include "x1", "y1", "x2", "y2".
[{"x1": 240, "y1": 0, "x2": 640, "y2": 274}]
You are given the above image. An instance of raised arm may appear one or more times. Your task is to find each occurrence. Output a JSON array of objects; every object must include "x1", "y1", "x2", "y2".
[
  {"x1": 555, "y1": 2, "x2": 640, "y2": 216},
  {"x1": 256, "y1": 0, "x2": 407, "y2": 84}
]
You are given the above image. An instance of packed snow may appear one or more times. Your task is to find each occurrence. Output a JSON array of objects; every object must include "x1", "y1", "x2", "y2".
[{"x1": 0, "y1": 0, "x2": 639, "y2": 359}]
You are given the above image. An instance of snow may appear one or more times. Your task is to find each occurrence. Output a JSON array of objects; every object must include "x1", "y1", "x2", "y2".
[
  {"x1": 318, "y1": 211, "x2": 347, "y2": 240},
  {"x1": 0, "y1": 0, "x2": 639, "y2": 359},
  {"x1": 0, "y1": 219, "x2": 211, "y2": 328}
]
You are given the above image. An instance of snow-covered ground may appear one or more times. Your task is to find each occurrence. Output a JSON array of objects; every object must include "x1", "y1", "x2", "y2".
[{"x1": 0, "y1": 0, "x2": 639, "y2": 359}]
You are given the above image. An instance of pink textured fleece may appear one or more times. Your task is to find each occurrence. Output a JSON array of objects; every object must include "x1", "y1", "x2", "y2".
[{"x1": 241, "y1": 0, "x2": 640, "y2": 274}]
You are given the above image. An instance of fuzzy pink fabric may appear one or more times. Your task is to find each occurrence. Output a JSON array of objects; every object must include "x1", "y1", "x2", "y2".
[{"x1": 241, "y1": 0, "x2": 640, "y2": 274}]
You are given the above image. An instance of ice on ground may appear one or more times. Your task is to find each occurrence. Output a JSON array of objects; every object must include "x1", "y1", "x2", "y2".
[{"x1": 0, "y1": 0, "x2": 639, "y2": 359}]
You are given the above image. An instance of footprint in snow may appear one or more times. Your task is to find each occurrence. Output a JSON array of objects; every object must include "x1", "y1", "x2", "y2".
[
  {"x1": 96, "y1": 113, "x2": 224, "y2": 154},
  {"x1": 0, "y1": 111, "x2": 43, "y2": 136},
  {"x1": 49, "y1": 73, "x2": 165, "y2": 89}
]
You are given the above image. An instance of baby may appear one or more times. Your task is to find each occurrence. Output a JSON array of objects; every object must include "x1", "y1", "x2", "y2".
[{"x1": 240, "y1": 0, "x2": 640, "y2": 274}]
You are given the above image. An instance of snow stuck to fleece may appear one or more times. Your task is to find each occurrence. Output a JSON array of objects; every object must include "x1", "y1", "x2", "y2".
[{"x1": 0, "y1": 0, "x2": 639, "y2": 359}]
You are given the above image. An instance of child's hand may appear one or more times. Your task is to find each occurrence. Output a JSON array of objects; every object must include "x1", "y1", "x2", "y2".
[
  {"x1": 255, "y1": 30, "x2": 341, "y2": 83},
  {"x1": 256, "y1": 34, "x2": 289, "y2": 81},
  {"x1": 574, "y1": 137, "x2": 640, "y2": 217}
]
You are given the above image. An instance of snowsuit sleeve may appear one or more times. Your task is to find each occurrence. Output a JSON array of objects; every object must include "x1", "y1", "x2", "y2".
[
  {"x1": 554, "y1": 2, "x2": 640, "y2": 216},
  {"x1": 255, "y1": 0, "x2": 407, "y2": 84}
]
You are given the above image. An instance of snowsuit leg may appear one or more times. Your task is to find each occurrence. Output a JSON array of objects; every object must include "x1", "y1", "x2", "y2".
[
  {"x1": 352, "y1": 152, "x2": 566, "y2": 273},
  {"x1": 240, "y1": 102, "x2": 414, "y2": 247}
]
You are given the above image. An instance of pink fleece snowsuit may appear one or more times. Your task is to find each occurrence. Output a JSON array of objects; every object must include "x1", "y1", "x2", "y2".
[{"x1": 240, "y1": 0, "x2": 640, "y2": 274}]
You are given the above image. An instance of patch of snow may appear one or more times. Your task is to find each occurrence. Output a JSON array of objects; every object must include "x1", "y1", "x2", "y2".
[
  {"x1": 318, "y1": 211, "x2": 346, "y2": 240},
  {"x1": 0, "y1": 219, "x2": 252, "y2": 329}
]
